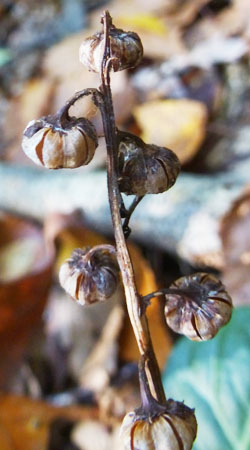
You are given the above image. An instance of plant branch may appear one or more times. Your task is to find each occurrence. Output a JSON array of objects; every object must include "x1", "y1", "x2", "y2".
[
  {"x1": 99, "y1": 10, "x2": 166, "y2": 404},
  {"x1": 57, "y1": 88, "x2": 102, "y2": 125},
  {"x1": 122, "y1": 195, "x2": 144, "y2": 238},
  {"x1": 143, "y1": 287, "x2": 196, "y2": 304}
]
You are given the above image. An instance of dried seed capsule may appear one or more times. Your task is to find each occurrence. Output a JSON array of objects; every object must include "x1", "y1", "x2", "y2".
[
  {"x1": 79, "y1": 26, "x2": 143, "y2": 73},
  {"x1": 59, "y1": 245, "x2": 120, "y2": 305},
  {"x1": 22, "y1": 115, "x2": 98, "y2": 169},
  {"x1": 117, "y1": 131, "x2": 180, "y2": 196},
  {"x1": 121, "y1": 399, "x2": 197, "y2": 450},
  {"x1": 165, "y1": 272, "x2": 233, "y2": 341}
]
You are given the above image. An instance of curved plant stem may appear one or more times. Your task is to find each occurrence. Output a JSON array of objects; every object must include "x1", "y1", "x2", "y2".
[
  {"x1": 57, "y1": 88, "x2": 101, "y2": 125},
  {"x1": 143, "y1": 288, "x2": 196, "y2": 304},
  {"x1": 99, "y1": 10, "x2": 166, "y2": 404},
  {"x1": 122, "y1": 195, "x2": 144, "y2": 238}
]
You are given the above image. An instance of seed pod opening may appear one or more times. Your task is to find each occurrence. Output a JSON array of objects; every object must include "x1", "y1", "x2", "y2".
[
  {"x1": 117, "y1": 131, "x2": 180, "y2": 196},
  {"x1": 79, "y1": 26, "x2": 143, "y2": 73},
  {"x1": 22, "y1": 115, "x2": 98, "y2": 169},
  {"x1": 59, "y1": 245, "x2": 120, "y2": 305},
  {"x1": 120, "y1": 399, "x2": 197, "y2": 450},
  {"x1": 164, "y1": 272, "x2": 233, "y2": 341}
]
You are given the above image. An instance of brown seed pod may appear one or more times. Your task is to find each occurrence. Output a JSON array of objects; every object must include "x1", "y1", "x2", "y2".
[
  {"x1": 22, "y1": 115, "x2": 98, "y2": 169},
  {"x1": 59, "y1": 245, "x2": 120, "y2": 305},
  {"x1": 165, "y1": 272, "x2": 233, "y2": 341},
  {"x1": 120, "y1": 399, "x2": 197, "y2": 450},
  {"x1": 79, "y1": 26, "x2": 143, "y2": 73},
  {"x1": 117, "y1": 131, "x2": 181, "y2": 196}
]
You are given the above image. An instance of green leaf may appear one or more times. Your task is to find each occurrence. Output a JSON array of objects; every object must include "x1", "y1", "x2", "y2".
[{"x1": 162, "y1": 307, "x2": 250, "y2": 450}]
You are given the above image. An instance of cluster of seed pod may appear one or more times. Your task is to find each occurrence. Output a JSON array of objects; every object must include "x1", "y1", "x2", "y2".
[
  {"x1": 22, "y1": 115, "x2": 98, "y2": 169},
  {"x1": 164, "y1": 272, "x2": 233, "y2": 341},
  {"x1": 59, "y1": 245, "x2": 120, "y2": 306},
  {"x1": 20, "y1": 11, "x2": 234, "y2": 450},
  {"x1": 117, "y1": 131, "x2": 181, "y2": 196}
]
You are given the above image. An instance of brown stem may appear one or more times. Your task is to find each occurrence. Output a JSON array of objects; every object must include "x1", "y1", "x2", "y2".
[
  {"x1": 57, "y1": 88, "x2": 101, "y2": 125},
  {"x1": 143, "y1": 288, "x2": 197, "y2": 304},
  {"x1": 122, "y1": 195, "x2": 144, "y2": 238},
  {"x1": 99, "y1": 10, "x2": 166, "y2": 404}
]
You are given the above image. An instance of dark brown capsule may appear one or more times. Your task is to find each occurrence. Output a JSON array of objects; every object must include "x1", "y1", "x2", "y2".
[
  {"x1": 117, "y1": 131, "x2": 181, "y2": 196},
  {"x1": 59, "y1": 245, "x2": 120, "y2": 305},
  {"x1": 79, "y1": 26, "x2": 143, "y2": 73},
  {"x1": 22, "y1": 115, "x2": 98, "y2": 169},
  {"x1": 120, "y1": 399, "x2": 197, "y2": 450},
  {"x1": 165, "y1": 272, "x2": 233, "y2": 341}
]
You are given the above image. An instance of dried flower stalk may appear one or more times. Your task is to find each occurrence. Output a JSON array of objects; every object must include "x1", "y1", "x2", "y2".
[{"x1": 21, "y1": 9, "x2": 234, "y2": 449}]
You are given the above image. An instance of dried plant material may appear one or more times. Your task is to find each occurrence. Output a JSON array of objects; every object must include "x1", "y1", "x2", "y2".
[
  {"x1": 80, "y1": 25, "x2": 143, "y2": 73},
  {"x1": 160, "y1": 0, "x2": 209, "y2": 26},
  {"x1": 0, "y1": 394, "x2": 97, "y2": 450},
  {"x1": 99, "y1": 382, "x2": 140, "y2": 426},
  {"x1": 0, "y1": 213, "x2": 54, "y2": 389},
  {"x1": 22, "y1": 115, "x2": 98, "y2": 169},
  {"x1": 45, "y1": 287, "x2": 120, "y2": 383},
  {"x1": 120, "y1": 243, "x2": 172, "y2": 369},
  {"x1": 115, "y1": 14, "x2": 184, "y2": 59},
  {"x1": 189, "y1": 0, "x2": 250, "y2": 43},
  {"x1": 0, "y1": 238, "x2": 43, "y2": 282},
  {"x1": 59, "y1": 245, "x2": 120, "y2": 305},
  {"x1": 80, "y1": 304, "x2": 124, "y2": 393},
  {"x1": 118, "y1": 131, "x2": 180, "y2": 196},
  {"x1": 72, "y1": 420, "x2": 120, "y2": 450},
  {"x1": 221, "y1": 190, "x2": 250, "y2": 305},
  {"x1": 117, "y1": 13, "x2": 168, "y2": 35},
  {"x1": 45, "y1": 211, "x2": 172, "y2": 371},
  {"x1": 134, "y1": 99, "x2": 207, "y2": 164},
  {"x1": 221, "y1": 191, "x2": 250, "y2": 265},
  {"x1": 132, "y1": 65, "x2": 221, "y2": 113},
  {"x1": 92, "y1": 0, "x2": 211, "y2": 58},
  {"x1": 222, "y1": 265, "x2": 249, "y2": 307},
  {"x1": 165, "y1": 273, "x2": 232, "y2": 341},
  {"x1": 44, "y1": 212, "x2": 123, "y2": 380},
  {"x1": 121, "y1": 398, "x2": 197, "y2": 450},
  {"x1": 5, "y1": 30, "x2": 136, "y2": 163},
  {"x1": 43, "y1": 32, "x2": 136, "y2": 131},
  {"x1": 45, "y1": 211, "x2": 172, "y2": 373}
]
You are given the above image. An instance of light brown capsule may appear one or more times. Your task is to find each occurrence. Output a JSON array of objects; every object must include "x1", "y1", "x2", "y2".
[
  {"x1": 79, "y1": 26, "x2": 143, "y2": 73},
  {"x1": 22, "y1": 115, "x2": 98, "y2": 169},
  {"x1": 120, "y1": 399, "x2": 197, "y2": 450},
  {"x1": 59, "y1": 245, "x2": 120, "y2": 305},
  {"x1": 117, "y1": 131, "x2": 180, "y2": 196},
  {"x1": 165, "y1": 272, "x2": 233, "y2": 341}
]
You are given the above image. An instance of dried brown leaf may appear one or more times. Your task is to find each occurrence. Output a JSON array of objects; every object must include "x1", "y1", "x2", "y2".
[
  {"x1": 0, "y1": 394, "x2": 97, "y2": 450},
  {"x1": 80, "y1": 304, "x2": 125, "y2": 393},
  {"x1": 134, "y1": 99, "x2": 207, "y2": 164},
  {"x1": 0, "y1": 213, "x2": 54, "y2": 389},
  {"x1": 221, "y1": 189, "x2": 250, "y2": 305}
]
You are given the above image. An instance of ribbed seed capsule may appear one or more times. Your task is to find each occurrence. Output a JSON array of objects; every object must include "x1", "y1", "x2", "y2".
[
  {"x1": 79, "y1": 26, "x2": 143, "y2": 73},
  {"x1": 59, "y1": 245, "x2": 120, "y2": 305},
  {"x1": 117, "y1": 131, "x2": 180, "y2": 196},
  {"x1": 165, "y1": 272, "x2": 233, "y2": 341},
  {"x1": 121, "y1": 399, "x2": 197, "y2": 450},
  {"x1": 22, "y1": 115, "x2": 98, "y2": 169}
]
